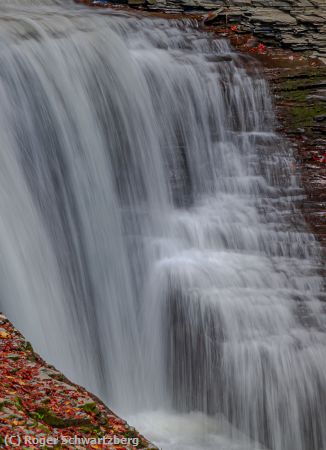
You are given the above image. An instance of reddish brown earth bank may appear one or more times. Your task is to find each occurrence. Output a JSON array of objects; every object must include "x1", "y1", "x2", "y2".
[{"x1": 0, "y1": 314, "x2": 157, "y2": 449}]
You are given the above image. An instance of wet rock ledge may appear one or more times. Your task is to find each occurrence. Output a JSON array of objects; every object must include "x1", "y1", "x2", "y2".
[
  {"x1": 270, "y1": 60, "x2": 326, "y2": 246},
  {"x1": 76, "y1": 0, "x2": 326, "y2": 246},
  {"x1": 0, "y1": 314, "x2": 157, "y2": 449},
  {"x1": 77, "y1": 0, "x2": 326, "y2": 62}
]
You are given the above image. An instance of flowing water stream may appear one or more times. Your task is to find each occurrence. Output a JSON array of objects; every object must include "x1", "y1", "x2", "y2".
[{"x1": 0, "y1": 1, "x2": 326, "y2": 449}]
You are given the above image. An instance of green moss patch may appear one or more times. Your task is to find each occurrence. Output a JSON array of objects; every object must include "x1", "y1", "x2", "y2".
[{"x1": 32, "y1": 407, "x2": 92, "y2": 429}]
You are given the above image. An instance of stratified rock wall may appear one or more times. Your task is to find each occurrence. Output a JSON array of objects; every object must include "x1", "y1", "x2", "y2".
[
  {"x1": 122, "y1": 0, "x2": 326, "y2": 60},
  {"x1": 217, "y1": 0, "x2": 326, "y2": 60},
  {"x1": 201, "y1": 1, "x2": 325, "y2": 60}
]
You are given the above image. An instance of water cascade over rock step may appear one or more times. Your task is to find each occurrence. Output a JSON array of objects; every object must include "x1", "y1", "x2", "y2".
[
  {"x1": 78, "y1": 0, "x2": 326, "y2": 61},
  {"x1": 0, "y1": 1, "x2": 325, "y2": 449}
]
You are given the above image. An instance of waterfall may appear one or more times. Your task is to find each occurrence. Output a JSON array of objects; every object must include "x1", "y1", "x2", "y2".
[{"x1": 0, "y1": 1, "x2": 325, "y2": 449}]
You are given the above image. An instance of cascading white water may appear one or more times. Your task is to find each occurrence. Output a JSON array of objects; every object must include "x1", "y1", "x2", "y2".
[{"x1": 0, "y1": 1, "x2": 325, "y2": 449}]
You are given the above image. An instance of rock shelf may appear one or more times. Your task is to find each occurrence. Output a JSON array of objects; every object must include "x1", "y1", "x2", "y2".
[{"x1": 78, "y1": 0, "x2": 326, "y2": 62}]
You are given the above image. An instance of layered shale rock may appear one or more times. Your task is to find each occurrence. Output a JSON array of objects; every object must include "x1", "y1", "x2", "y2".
[
  {"x1": 200, "y1": 0, "x2": 326, "y2": 61},
  {"x1": 81, "y1": 0, "x2": 325, "y2": 61}
]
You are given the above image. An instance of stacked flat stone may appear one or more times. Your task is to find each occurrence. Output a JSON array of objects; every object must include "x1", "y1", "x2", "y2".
[
  {"x1": 126, "y1": 0, "x2": 326, "y2": 62},
  {"x1": 236, "y1": 0, "x2": 326, "y2": 59},
  {"x1": 206, "y1": 0, "x2": 326, "y2": 60}
]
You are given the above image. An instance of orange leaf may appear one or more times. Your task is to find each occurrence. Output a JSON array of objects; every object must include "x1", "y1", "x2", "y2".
[{"x1": 0, "y1": 331, "x2": 10, "y2": 339}]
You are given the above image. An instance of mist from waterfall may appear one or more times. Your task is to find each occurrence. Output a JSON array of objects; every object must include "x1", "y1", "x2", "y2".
[{"x1": 0, "y1": 1, "x2": 325, "y2": 449}]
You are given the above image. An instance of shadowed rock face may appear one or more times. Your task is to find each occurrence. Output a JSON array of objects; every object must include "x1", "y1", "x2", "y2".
[
  {"x1": 166, "y1": 294, "x2": 326, "y2": 450},
  {"x1": 262, "y1": 57, "x2": 326, "y2": 249}
]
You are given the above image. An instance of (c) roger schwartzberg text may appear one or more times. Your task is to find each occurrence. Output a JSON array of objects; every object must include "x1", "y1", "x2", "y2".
[{"x1": 4, "y1": 433, "x2": 140, "y2": 447}]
